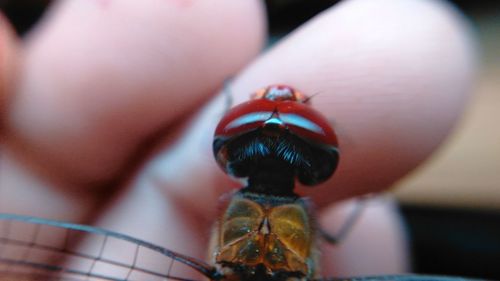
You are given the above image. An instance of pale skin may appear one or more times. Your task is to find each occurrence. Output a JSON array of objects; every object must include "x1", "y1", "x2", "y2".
[{"x1": 0, "y1": 0, "x2": 477, "y2": 278}]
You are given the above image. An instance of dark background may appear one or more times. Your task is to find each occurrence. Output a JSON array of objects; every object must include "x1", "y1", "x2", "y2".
[{"x1": 1, "y1": 0, "x2": 499, "y2": 280}]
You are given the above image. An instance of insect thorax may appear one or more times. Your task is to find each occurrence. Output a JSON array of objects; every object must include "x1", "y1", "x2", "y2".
[{"x1": 211, "y1": 191, "x2": 318, "y2": 281}]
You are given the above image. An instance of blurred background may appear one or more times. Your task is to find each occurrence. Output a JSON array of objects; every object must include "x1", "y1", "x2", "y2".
[{"x1": 1, "y1": 0, "x2": 499, "y2": 279}]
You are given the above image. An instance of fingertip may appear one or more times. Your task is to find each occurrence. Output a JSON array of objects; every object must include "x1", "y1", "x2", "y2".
[
  {"x1": 231, "y1": 0, "x2": 478, "y2": 204},
  {"x1": 6, "y1": 0, "x2": 266, "y2": 187}
]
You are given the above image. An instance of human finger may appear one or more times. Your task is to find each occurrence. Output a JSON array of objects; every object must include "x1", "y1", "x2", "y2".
[
  {"x1": 235, "y1": 0, "x2": 477, "y2": 206},
  {"x1": 147, "y1": 0, "x2": 477, "y2": 216},
  {"x1": 4, "y1": 0, "x2": 265, "y2": 190}
]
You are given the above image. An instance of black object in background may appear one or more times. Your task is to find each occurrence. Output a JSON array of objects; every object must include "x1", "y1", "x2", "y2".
[
  {"x1": 0, "y1": 0, "x2": 52, "y2": 36},
  {"x1": 402, "y1": 205, "x2": 500, "y2": 280}
]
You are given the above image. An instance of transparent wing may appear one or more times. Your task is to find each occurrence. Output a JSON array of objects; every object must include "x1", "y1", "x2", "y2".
[
  {"x1": 316, "y1": 274, "x2": 486, "y2": 281},
  {"x1": 0, "y1": 213, "x2": 216, "y2": 281}
]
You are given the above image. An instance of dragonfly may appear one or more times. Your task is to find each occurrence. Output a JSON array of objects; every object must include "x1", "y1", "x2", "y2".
[{"x1": 0, "y1": 85, "x2": 483, "y2": 281}]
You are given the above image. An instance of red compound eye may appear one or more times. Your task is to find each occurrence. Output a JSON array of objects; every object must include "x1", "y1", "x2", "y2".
[{"x1": 213, "y1": 85, "x2": 339, "y2": 186}]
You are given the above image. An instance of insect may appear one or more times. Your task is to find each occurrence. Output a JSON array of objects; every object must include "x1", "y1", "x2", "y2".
[{"x1": 0, "y1": 85, "x2": 482, "y2": 281}]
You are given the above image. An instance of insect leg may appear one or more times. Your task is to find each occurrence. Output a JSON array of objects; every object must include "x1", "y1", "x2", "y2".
[
  {"x1": 222, "y1": 77, "x2": 234, "y2": 113},
  {"x1": 320, "y1": 195, "x2": 372, "y2": 244}
]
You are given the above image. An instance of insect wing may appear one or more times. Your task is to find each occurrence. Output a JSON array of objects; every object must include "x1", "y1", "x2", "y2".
[
  {"x1": 315, "y1": 275, "x2": 486, "y2": 281},
  {"x1": 0, "y1": 213, "x2": 215, "y2": 281}
]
